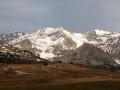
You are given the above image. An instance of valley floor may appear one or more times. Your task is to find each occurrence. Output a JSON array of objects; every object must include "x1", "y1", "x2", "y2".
[{"x1": 0, "y1": 64, "x2": 120, "y2": 90}]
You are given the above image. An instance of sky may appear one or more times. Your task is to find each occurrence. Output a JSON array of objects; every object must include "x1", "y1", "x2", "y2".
[{"x1": 0, "y1": 0, "x2": 120, "y2": 33}]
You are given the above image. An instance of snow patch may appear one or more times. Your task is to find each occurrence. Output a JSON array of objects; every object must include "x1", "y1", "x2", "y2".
[
  {"x1": 94, "y1": 29, "x2": 110, "y2": 35},
  {"x1": 40, "y1": 52, "x2": 55, "y2": 61},
  {"x1": 72, "y1": 33, "x2": 88, "y2": 47},
  {"x1": 115, "y1": 59, "x2": 120, "y2": 64}
]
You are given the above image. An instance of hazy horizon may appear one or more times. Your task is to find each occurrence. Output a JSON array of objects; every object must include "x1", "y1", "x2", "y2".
[{"x1": 1, "y1": 0, "x2": 120, "y2": 33}]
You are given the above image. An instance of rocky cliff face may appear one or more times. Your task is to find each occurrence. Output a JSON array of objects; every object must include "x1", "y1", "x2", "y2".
[{"x1": 55, "y1": 43, "x2": 119, "y2": 69}]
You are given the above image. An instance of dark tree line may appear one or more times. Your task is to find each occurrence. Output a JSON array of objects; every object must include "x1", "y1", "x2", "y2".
[{"x1": 0, "y1": 52, "x2": 38, "y2": 64}]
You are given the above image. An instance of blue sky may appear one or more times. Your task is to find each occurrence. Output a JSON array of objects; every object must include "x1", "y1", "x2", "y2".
[{"x1": 0, "y1": 0, "x2": 120, "y2": 33}]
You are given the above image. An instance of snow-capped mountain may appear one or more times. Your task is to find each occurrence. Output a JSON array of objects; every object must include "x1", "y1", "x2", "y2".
[
  {"x1": 8, "y1": 27, "x2": 120, "y2": 64},
  {"x1": 86, "y1": 29, "x2": 120, "y2": 62},
  {"x1": 0, "y1": 31, "x2": 25, "y2": 43},
  {"x1": 9, "y1": 27, "x2": 88, "y2": 60}
]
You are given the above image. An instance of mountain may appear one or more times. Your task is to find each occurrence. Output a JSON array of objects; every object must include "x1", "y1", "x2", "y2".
[
  {"x1": 5, "y1": 27, "x2": 120, "y2": 65},
  {"x1": 9, "y1": 27, "x2": 88, "y2": 60},
  {"x1": 55, "y1": 43, "x2": 118, "y2": 69},
  {"x1": 0, "y1": 31, "x2": 25, "y2": 43},
  {"x1": 0, "y1": 42, "x2": 45, "y2": 64},
  {"x1": 86, "y1": 29, "x2": 120, "y2": 64}
]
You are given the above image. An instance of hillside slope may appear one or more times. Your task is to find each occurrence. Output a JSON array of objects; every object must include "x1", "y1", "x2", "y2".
[{"x1": 0, "y1": 42, "x2": 45, "y2": 64}]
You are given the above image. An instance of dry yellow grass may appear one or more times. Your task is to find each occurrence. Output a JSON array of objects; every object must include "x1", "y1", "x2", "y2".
[{"x1": 0, "y1": 64, "x2": 120, "y2": 90}]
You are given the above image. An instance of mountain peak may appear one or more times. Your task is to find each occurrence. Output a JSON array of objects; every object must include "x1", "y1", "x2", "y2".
[
  {"x1": 0, "y1": 31, "x2": 25, "y2": 43},
  {"x1": 94, "y1": 29, "x2": 111, "y2": 35},
  {"x1": 85, "y1": 29, "x2": 111, "y2": 36},
  {"x1": 36, "y1": 27, "x2": 72, "y2": 35}
]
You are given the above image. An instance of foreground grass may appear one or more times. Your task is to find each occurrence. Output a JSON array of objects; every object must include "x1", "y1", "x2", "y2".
[
  {"x1": 0, "y1": 81, "x2": 120, "y2": 90},
  {"x1": 0, "y1": 64, "x2": 120, "y2": 90}
]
